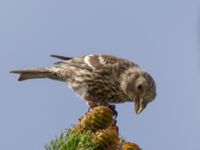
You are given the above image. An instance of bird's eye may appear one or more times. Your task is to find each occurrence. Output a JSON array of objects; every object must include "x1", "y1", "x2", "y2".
[{"x1": 137, "y1": 84, "x2": 143, "y2": 93}]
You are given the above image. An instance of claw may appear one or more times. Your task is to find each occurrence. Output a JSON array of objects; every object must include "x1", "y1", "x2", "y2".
[
  {"x1": 87, "y1": 101, "x2": 98, "y2": 111},
  {"x1": 108, "y1": 105, "x2": 118, "y2": 119}
]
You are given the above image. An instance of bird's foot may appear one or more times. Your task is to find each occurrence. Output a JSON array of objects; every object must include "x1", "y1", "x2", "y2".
[
  {"x1": 108, "y1": 104, "x2": 118, "y2": 119},
  {"x1": 87, "y1": 101, "x2": 99, "y2": 111}
]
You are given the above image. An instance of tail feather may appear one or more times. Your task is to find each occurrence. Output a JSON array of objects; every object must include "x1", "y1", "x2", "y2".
[{"x1": 10, "y1": 69, "x2": 50, "y2": 81}]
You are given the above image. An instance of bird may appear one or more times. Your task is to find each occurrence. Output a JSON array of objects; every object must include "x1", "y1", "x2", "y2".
[{"x1": 10, "y1": 54, "x2": 156, "y2": 115}]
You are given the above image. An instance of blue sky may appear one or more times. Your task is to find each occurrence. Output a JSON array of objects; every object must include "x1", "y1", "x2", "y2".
[{"x1": 1, "y1": 0, "x2": 200, "y2": 149}]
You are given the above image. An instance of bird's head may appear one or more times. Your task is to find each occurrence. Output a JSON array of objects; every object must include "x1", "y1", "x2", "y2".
[{"x1": 122, "y1": 68, "x2": 156, "y2": 114}]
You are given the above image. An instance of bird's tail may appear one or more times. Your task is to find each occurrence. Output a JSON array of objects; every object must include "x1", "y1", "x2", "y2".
[{"x1": 10, "y1": 68, "x2": 51, "y2": 81}]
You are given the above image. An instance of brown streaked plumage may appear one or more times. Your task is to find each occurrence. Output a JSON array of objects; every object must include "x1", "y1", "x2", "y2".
[{"x1": 10, "y1": 54, "x2": 156, "y2": 114}]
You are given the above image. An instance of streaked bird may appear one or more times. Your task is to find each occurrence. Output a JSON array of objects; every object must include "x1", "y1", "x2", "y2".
[{"x1": 10, "y1": 54, "x2": 156, "y2": 114}]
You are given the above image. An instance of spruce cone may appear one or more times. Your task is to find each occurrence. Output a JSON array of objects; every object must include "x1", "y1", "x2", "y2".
[
  {"x1": 94, "y1": 125, "x2": 118, "y2": 150},
  {"x1": 77, "y1": 106, "x2": 114, "y2": 132}
]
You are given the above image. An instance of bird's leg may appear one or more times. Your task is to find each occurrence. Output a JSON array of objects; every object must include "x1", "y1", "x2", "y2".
[
  {"x1": 108, "y1": 105, "x2": 118, "y2": 119},
  {"x1": 87, "y1": 101, "x2": 99, "y2": 110},
  {"x1": 85, "y1": 95, "x2": 99, "y2": 111}
]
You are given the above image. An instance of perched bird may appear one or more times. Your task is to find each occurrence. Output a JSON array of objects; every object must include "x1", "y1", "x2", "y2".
[{"x1": 10, "y1": 54, "x2": 156, "y2": 114}]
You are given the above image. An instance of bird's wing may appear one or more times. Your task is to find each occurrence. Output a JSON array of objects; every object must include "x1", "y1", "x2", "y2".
[{"x1": 50, "y1": 54, "x2": 136, "y2": 71}]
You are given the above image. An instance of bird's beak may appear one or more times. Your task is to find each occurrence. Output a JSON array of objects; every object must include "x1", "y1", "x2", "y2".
[{"x1": 135, "y1": 97, "x2": 145, "y2": 114}]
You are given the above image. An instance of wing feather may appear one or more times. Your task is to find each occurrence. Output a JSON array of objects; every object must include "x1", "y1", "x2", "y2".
[
  {"x1": 50, "y1": 54, "x2": 73, "y2": 60},
  {"x1": 50, "y1": 54, "x2": 136, "y2": 71}
]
